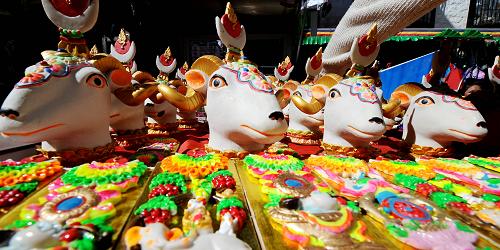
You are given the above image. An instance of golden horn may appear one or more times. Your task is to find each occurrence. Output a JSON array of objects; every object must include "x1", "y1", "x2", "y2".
[
  {"x1": 191, "y1": 55, "x2": 224, "y2": 76},
  {"x1": 275, "y1": 89, "x2": 290, "y2": 109},
  {"x1": 93, "y1": 56, "x2": 126, "y2": 74},
  {"x1": 114, "y1": 83, "x2": 158, "y2": 106},
  {"x1": 382, "y1": 99, "x2": 402, "y2": 119},
  {"x1": 132, "y1": 71, "x2": 155, "y2": 84},
  {"x1": 291, "y1": 95, "x2": 324, "y2": 115},
  {"x1": 315, "y1": 73, "x2": 342, "y2": 88},
  {"x1": 169, "y1": 79, "x2": 184, "y2": 88},
  {"x1": 157, "y1": 83, "x2": 205, "y2": 111}
]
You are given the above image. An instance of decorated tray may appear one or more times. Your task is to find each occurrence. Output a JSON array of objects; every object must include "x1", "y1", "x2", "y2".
[
  {"x1": 116, "y1": 153, "x2": 260, "y2": 249},
  {"x1": 0, "y1": 159, "x2": 63, "y2": 218},
  {"x1": 0, "y1": 159, "x2": 152, "y2": 249},
  {"x1": 237, "y1": 154, "x2": 403, "y2": 249}
]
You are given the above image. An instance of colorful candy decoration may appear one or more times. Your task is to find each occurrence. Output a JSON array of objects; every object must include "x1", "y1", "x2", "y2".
[
  {"x1": 160, "y1": 153, "x2": 229, "y2": 178},
  {"x1": 217, "y1": 196, "x2": 247, "y2": 233},
  {"x1": 135, "y1": 196, "x2": 178, "y2": 225},
  {"x1": 61, "y1": 160, "x2": 147, "y2": 188},
  {"x1": 308, "y1": 155, "x2": 408, "y2": 199},
  {"x1": 0, "y1": 160, "x2": 62, "y2": 208},
  {"x1": 242, "y1": 155, "x2": 380, "y2": 248},
  {"x1": 417, "y1": 157, "x2": 500, "y2": 195},
  {"x1": 306, "y1": 155, "x2": 368, "y2": 178},
  {"x1": 243, "y1": 153, "x2": 304, "y2": 178},
  {"x1": 369, "y1": 158, "x2": 436, "y2": 180},
  {"x1": 466, "y1": 156, "x2": 500, "y2": 173},
  {"x1": 0, "y1": 185, "x2": 34, "y2": 208},
  {"x1": 1, "y1": 158, "x2": 149, "y2": 250},
  {"x1": 148, "y1": 172, "x2": 187, "y2": 197},
  {"x1": 0, "y1": 160, "x2": 62, "y2": 187},
  {"x1": 206, "y1": 170, "x2": 236, "y2": 194},
  {"x1": 359, "y1": 189, "x2": 478, "y2": 249}
]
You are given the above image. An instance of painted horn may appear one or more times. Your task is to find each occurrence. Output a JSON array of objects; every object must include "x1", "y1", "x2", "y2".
[
  {"x1": 275, "y1": 89, "x2": 291, "y2": 109},
  {"x1": 114, "y1": 82, "x2": 158, "y2": 106},
  {"x1": 291, "y1": 95, "x2": 324, "y2": 115},
  {"x1": 157, "y1": 83, "x2": 205, "y2": 111},
  {"x1": 382, "y1": 99, "x2": 402, "y2": 119}
]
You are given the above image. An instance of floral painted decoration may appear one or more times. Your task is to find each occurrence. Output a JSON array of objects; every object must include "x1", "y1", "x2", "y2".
[
  {"x1": 222, "y1": 61, "x2": 273, "y2": 93},
  {"x1": 341, "y1": 77, "x2": 378, "y2": 103},
  {"x1": 160, "y1": 153, "x2": 228, "y2": 179}
]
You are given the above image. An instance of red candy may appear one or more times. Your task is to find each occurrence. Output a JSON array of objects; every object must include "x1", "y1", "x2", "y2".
[
  {"x1": 0, "y1": 190, "x2": 25, "y2": 207},
  {"x1": 59, "y1": 228, "x2": 81, "y2": 242},
  {"x1": 416, "y1": 183, "x2": 441, "y2": 197},
  {"x1": 212, "y1": 175, "x2": 236, "y2": 192},
  {"x1": 141, "y1": 208, "x2": 172, "y2": 225},
  {"x1": 148, "y1": 184, "x2": 180, "y2": 198},
  {"x1": 220, "y1": 206, "x2": 247, "y2": 231},
  {"x1": 448, "y1": 202, "x2": 473, "y2": 215}
]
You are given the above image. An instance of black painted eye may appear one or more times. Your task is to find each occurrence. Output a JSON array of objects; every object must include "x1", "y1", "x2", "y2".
[
  {"x1": 293, "y1": 91, "x2": 302, "y2": 97},
  {"x1": 209, "y1": 75, "x2": 227, "y2": 89},
  {"x1": 328, "y1": 89, "x2": 341, "y2": 99},
  {"x1": 86, "y1": 73, "x2": 106, "y2": 88},
  {"x1": 415, "y1": 96, "x2": 435, "y2": 106}
]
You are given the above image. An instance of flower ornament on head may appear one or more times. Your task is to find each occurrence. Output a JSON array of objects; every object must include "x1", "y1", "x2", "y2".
[
  {"x1": 176, "y1": 62, "x2": 190, "y2": 81},
  {"x1": 346, "y1": 23, "x2": 380, "y2": 78},
  {"x1": 303, "y1": 48, "x2": 323, "y2": 84},
  {"x1": 274, "y1": 56, "x2": 294, "y2": 84},
  {"x1": 216, "y1": 2, "x2": 246, "y2": 62},
  {"x1": 488, "y1": 56, "x2": 500, "y2": 85},
  {"x1": 156, "y1": 47, "x2": 177, "y2": 81}
]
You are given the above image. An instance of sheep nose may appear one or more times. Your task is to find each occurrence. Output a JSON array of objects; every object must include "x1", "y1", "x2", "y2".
[
  {"x1": 145, "y1": 103, "x2": 154, "y2": 107},
  {"x1": 269, "y1": 111, "x2": 285, "y2": 121},
  {"x1": 369, "y1": 117, "x2": 384, "y2": 124},
  {"x1": 0, "y1": 109, "x2": 19, "y2": 120},
  {"x1": 476, "y1": 121, "x2": 487, "y2": 128},
  {"x1": 157, "y1": 111, "x2": 165, "y2": 117}
]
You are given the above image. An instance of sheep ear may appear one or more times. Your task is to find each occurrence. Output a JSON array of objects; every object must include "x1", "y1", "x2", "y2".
[
  {"x1": 402, "y1": 101, "x2": 416, "y2": 142},
  {"x1": 185, "y1": 69, "x2": 208, "y2": 95},
  {"x1": 311, "y1": 84, "x2": 329, "y2": 103}
]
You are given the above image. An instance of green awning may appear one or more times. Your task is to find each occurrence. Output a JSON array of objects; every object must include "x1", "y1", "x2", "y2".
[{"x1": 302, "y1": 28, "x2": 498, "y2": 45}]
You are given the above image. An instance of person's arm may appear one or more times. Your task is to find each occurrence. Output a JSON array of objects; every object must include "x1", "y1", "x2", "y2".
[{"x1": 322, "y1": 0, "x2": 446, "y2": 75}]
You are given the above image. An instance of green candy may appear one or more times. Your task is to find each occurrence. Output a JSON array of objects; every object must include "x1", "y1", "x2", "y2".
[
  {"x1": 430, "y1": 192, "x2": 465, "y2": 208},
  {"x1": 217, "y1": 196, "x2": 244, "y2": 214},
  {"x1": 134, "y1": 196, "x2": 177, "y2": 215},
  {"x1": 205, "y1": 170, "x2": 233, "y2": 182}
]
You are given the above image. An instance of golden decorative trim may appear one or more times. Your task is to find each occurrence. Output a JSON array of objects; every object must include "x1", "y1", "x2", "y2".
[
  {"x1": 40, "y1": 188, "x2": 98, "y2": 223},
  {"x1": 146, "y1": 122, "x2": 178, "y2": 135},
  {"x1": 321, "y1": 142, "x2": 379, "y2": 160},
  {"x1": 273, "y1": 172, "x2": 314, "y2": 198},
  {"x1": 163, "y1": 47, "x2": 172, "y2": 60},
  {"x1": 117, "y1": 28, "x2": 128, "y2": 45},
  {"x1": 38, "y1": 142, "x2": 115, "y2": 167},
  {"x1": 286, "y1": 129, "x2": 321, "y2": 145},
  {"x1": 204, "y1": 144, "x2": 249, "y2": 159},
  {"x1": 178, "y1": 119, "x2": 199, "y2": 129},
  {"x1": 410, "y1": 144, "x2": 454, "y2": 157}
]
